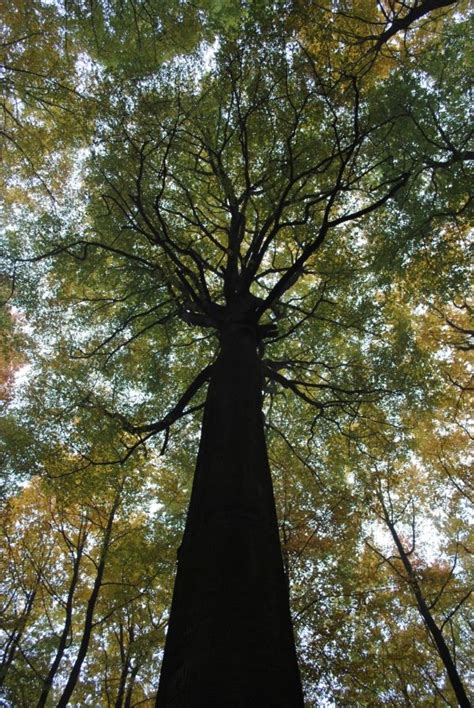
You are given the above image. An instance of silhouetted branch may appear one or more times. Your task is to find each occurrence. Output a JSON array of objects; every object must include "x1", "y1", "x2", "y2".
[{"x1": 124, "y1": 365, "x2": 213, "y2": 434}]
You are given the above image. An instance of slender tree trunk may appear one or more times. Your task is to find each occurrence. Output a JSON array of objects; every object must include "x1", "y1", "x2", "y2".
[
  {"x1": 37, "y1": 527, "x2": 87, "y2": 707},
  {"x1": 384, "y1": 514, "x2": 471, "y2": 707},
  {"x1": 56, "y1": 488, "x2": 122, "y2": 708},
  {"x1": 0, "y1": 587, "x2": 37, "y2": 687},
  {"x1": 115, "y1": 623, "x2": 133, "y2": 708},
  {"x1": 157, "y1": 322, "x2": 303, "y2": 706},
  {"x1": 124, "y1": 662, "x2": 140, "y2": 708},
  {"x1": 115, "y1": 653, "x2": 130, "y2": 708}
]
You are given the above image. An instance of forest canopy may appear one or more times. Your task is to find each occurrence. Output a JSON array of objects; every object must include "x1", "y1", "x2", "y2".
[{"x1": 1, "y1": 0, "x2": 473, "y2": 705}]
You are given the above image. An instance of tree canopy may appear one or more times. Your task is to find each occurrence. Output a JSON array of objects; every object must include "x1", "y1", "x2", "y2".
[{"x1": 1, "y1": 0, "x2": 472, "y2": 705}]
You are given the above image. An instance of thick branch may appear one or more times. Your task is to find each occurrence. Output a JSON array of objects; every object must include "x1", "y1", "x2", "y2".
[
  {"x1": 372, "y1": 0, "x2": 457, "y2": 52},
  {"x1": 126, "y1": 365, "x2": 213, "y2": 434}
]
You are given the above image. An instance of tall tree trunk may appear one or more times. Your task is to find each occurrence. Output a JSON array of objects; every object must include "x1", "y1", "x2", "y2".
[
  {"x1": 124, "y1": 662, "x2": 140, "y2": 708},
  {"x1": 37, "y1": 524, "x2": 87, "y2": 708},
  {"x1": 115, "y1": 623, "x2": 133, "y2": 708},
  {"x1": 56, "y1": 487, "x2": 122, "y2": 708},
  {"x1": 379, "y1": 496, "x2": 471, "y2": 708},
  {"x1": 0, "y1": 587, "x2": 37, "y2": 687},
  {"x1": 157, "y1": 322, "x2": 303, "y2": 707}
]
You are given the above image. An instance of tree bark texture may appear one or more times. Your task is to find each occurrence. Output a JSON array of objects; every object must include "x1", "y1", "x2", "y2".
[{"x1": 156, "y1": 323, "x2": 304, "y2": 707}]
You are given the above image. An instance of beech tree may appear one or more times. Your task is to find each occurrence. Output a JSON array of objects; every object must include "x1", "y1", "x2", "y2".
[{"x1": 1, "y1": 0, "x2": 472, "y2": 705}]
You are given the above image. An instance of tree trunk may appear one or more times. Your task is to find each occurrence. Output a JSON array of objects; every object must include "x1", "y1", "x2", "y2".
[
  {"x1": 124, "y1": 662, "x2": 140, "y2": 708},
  {"x1": 37, "y1": 525, "x2": 87, "y2": 708},
  {"x1": 56, "y1": 488, "x2": 122, "y2": 708},
  {"x1": 156, "y1": 322, "x2": 304, "y2": 707},
  {"x1": 0, "y1": 587, "x2": 37, "y2": 687},
  {"x1": 385, "y1": 517, "x2": 471, "y2": 708}
]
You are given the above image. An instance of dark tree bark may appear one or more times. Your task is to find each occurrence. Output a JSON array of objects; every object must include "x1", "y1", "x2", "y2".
[
  {"x1": 124, "y1": 662, "x2": 140, "y2": 708},
  {"x1": 156, "y1": 319, "x2": 304, "y2": 706},
  {"x1": 384, "y1": 516, "x2": 471, "y2": 708},
  {"x1": 373, "y1": 0, "x2": 457, "y2": 51},
  {"x1": 115, "y1": 623, "x2": 135, "y2": 708},
  {"x1": 115, "y1": 654, "x2": 131, "y2": 708},
  {"x1": 0, "y1": 587, "x2": 37, "y2": 687},
  {"x1": 56, "y1": 488, "x2": 122, "y2": 708},
  {"x1": 37, "y1": 523, "x2": 88, "y2": 708}
]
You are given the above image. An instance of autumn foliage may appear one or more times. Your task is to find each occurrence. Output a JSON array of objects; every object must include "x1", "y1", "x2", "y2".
[{"x1": 1, "y1": 0, "x2": 472, "y2": 705}]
